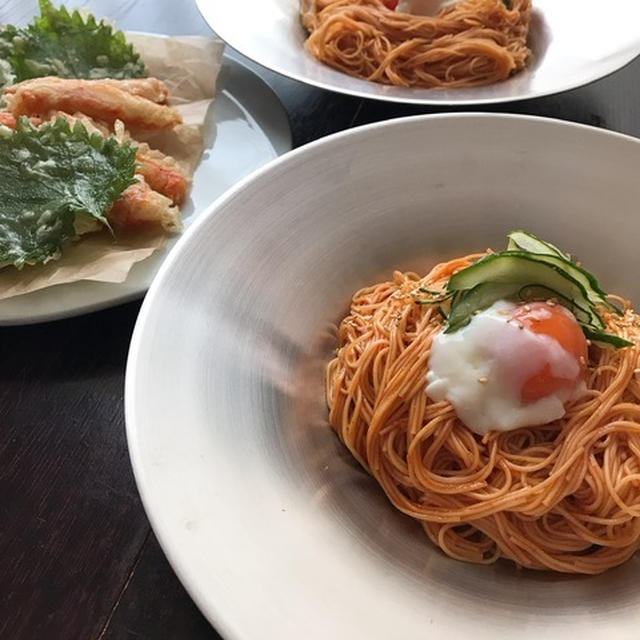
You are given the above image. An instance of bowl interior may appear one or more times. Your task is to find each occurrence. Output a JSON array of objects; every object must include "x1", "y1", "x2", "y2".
[{"x1": 127, "y1": 114, "x2": 640, "y2": 640}]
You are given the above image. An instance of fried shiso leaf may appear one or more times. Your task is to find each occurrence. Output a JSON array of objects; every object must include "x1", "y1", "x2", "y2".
[
  {"x1": 0, "y1": 0, "x2": 145, "y2": 89},
  {"x1": 0, "y1": 116, "x2": 136, "y2": 268}
]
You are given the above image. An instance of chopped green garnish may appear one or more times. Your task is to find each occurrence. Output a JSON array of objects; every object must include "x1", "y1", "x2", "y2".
[
  {"x1": 415, "y1": 285, "x2": 453, "y2": 305},
  {"x1": 0, "y1": 116, "x2": 136, "y2": 268},
  {"x1": 0, "y1": 0, "x2": 145, "y2": 89}
]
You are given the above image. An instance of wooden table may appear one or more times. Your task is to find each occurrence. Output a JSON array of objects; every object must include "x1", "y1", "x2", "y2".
[{"x1": 2, "y1": 2, "x2": 639, "y2": 638}]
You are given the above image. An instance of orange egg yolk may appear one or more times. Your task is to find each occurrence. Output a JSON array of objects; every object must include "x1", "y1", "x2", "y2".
[{"x1": 508, "y1": 301, "x2": 588, "y2": 404}]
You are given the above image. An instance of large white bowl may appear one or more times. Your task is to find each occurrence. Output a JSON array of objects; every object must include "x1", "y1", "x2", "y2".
[
  {"x1": 126, "y1": 114, "x2": 640, "y2": 640},
  {"x1": 197, "y1": 0, "x2": 640, "y2": 105}
]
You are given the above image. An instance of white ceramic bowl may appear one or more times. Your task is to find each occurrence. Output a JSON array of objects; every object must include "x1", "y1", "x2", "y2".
[
  {"x1": 126, "y1": 114, "x2": 640, "y2": 640},
  {"x1": 196, "y1": 0, "x2": 640, "y2": 105}
]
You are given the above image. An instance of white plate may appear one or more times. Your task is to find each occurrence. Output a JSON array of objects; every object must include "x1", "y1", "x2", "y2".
[
  {"x1": 0, "y1": 54, "x2": 291, "y2": 325},
  {"x1": 126, "y1": 114, "x2": 640, "y2": 640},
  {"x1": 197, "y1": 0, "x2": 640, "y2": 105}
]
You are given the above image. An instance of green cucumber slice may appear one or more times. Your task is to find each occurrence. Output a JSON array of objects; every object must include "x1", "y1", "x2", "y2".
[
  {"x1": 446, "y1": 252, "x2": 605, "y2": 329},
  {"x1": 507, "y1": 230, "x2": 618, "y2": 313},
  {"x1": 445, "y1": 283, "x2": 523, "y2": 332},
  {"x1": 436, "y1": 232, "x2": 632, "y2": 348},
  {"x1": 507, "y1": 230, "x2": 566, "y2": 257},
  {"x1": 583, "y1": 327, "x2": 634, "y2": 348},
  {"x1": 517, "y1": 285, "x2": 595, "y2": 326},
  {"x1": 444, "y1": 282, "x2": 599, "y2": 333}
]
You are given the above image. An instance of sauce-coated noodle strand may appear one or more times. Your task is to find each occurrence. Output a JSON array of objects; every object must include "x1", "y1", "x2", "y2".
[
  {"x1": 300, "y1": 0, "x2": 532, "y2": 89},
  {"x1": 326, "y1": 257, "x2": 640, "y2": 573}
]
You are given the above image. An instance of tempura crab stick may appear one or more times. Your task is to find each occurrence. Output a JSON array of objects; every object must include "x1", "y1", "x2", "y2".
[
  {"x1": 107, "y1": 177, "x2": 180, "y2": 232},
  {"x1": 4, "y1": 76, "x2": 181, "y2": 130},
  {"x1": 134, "y1": 144, "x2": 189, "y2": 205}
]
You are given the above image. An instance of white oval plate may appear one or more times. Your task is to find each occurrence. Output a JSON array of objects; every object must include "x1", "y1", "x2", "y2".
[
  {"x1": 197, "y1": 0, "x2": 640, "y2": 105},
  {"x1": 0, "y1": 54, "x2": 291, "y2": 325},
  {"x1": 127, "y1": 113, "x2": 640, "y2": 640}
]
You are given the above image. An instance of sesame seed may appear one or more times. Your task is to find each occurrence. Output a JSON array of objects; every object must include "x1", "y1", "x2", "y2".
[
  {"x1": 634, "y1": 369, "x2": 640, "y2": 376},
  {"x1": 579, "y1": 356, "x2": 586, "y2": 366},
  {"x1": 586, "y1": 340, "x2": 592, "y2": 346},
  {"x1": 478, "y1": 376, "x2": 489, "y2": 384},
  {"x1": 546, "y1": 298, "x2": 557, "y2": 307}
]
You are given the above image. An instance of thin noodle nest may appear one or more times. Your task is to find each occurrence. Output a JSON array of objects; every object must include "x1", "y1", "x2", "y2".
[
  {"x1": 301, "y1": 0, "x2": 532, "y2": 88},
  {"x1": 326, "y1": 255, "x2": 640, "y2": 573}
]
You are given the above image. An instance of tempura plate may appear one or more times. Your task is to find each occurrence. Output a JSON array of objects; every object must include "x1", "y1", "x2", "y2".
[{"x1": 0, "y1": 53, "x2": 291, "y2": 325}]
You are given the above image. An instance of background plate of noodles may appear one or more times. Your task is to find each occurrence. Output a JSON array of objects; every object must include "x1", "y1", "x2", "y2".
[
  {"x1": 126, "y1": 113, "x2": 640, "y2": 639},
  {"x1": 196, "y1": 0, "x2": 640, "y2": 105}
]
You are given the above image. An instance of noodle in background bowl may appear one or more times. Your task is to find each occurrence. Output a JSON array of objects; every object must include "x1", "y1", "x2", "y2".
[
  {"x1": 196, "y1": 0, "x2": 640, "y2": 105},
  {"x1": 126, "y1": 114, "x2": 640, "y2": 640}
]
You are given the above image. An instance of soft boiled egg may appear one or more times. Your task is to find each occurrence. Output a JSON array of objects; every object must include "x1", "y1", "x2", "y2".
[
  {"x1": 395, "y1": 0, "x2": 458, "y2": 15},
  {"x1": 426, "y1": 300, "x2": 588, "y2": 435}
]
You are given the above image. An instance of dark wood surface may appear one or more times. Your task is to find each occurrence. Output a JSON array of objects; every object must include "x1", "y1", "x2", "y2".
[{"x1": 1, "y1": 1, "x2": 639, "y2": 639}]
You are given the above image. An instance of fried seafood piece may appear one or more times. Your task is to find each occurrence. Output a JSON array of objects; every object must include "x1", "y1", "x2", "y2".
[
  {"x1": 4, "y1": 77, "x2": 181, "y2": 130},
  {"x1": 0, "y1": 112, "x2": 16, "y2": 128},
  {"x1": 99, "y1": 77, "x2": 169, "y2": 104},
  {"x1": 45, "y1": 111, "x2": 189, "y2": 204},
  {"x1": 133, "y1": 144, "x2": 189, "y2": 205},
  {"x1": 9, "y1": 77, "x2": 170, "y2": 104},
  {"x1": 111, "y1": 119, "x2": 189, "y2": 204},
  {"x1": 107, "y1": 177, "x2": 181, "y2": 232},
  {"x1": 0, "y1": 111, "x2": 42, "y2": 128}
]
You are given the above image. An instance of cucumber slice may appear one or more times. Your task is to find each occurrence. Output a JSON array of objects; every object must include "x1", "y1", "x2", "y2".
[
  {"x1": 517, "y1": 285, "x2": 595, "y2": 326},
  {"x1": 445, "y1": 282, "x2": 599, "y2": 334},
  {"x1": 583, "y1": 327, "x2": 634, "y2": 348},
  {"x1": 507, "y1": 230, "x2": 618, "y2": 313},
  {"x1": 507, "y1": 230, "x2": 566, "y2": 258},
  {"x1": 446, "y1": 252, "x2": 605, "y2": 329},
  {"x1": 436, "y1": 232, "x2": 632, "y2": 348},
  {"x1": 445, "y1": 282, "x2": 523, "y2": 332}
]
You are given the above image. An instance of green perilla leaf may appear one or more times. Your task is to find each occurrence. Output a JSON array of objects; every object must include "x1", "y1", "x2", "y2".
[{"x1": 0, "y1": 116, "x2": 136, "y2": 268}]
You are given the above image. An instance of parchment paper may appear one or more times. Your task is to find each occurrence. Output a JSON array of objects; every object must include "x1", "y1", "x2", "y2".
[{"x1": 0, "y1": 33, "x2": 224, "y2": 301}]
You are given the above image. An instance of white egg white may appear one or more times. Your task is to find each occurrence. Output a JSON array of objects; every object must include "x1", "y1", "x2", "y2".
[
  {"x1": 396, "y1": 0, "x2": 458, "y2": 15},
  {"x1": 426, "y1": 301, "x2": 586, "y2": 435}
]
